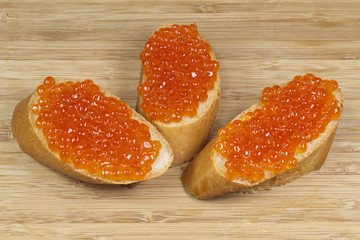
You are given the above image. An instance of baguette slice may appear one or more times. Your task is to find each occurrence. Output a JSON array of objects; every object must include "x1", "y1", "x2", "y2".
[
  {"x1": 136, "y1": 23, "x2": 221, "y2": 166},
  {"x1": 12, "y1": 78, "x2": 174, "y2": 185},
  {"x1": 181, "y1": 84, "x2": 343, "y2": 199}
]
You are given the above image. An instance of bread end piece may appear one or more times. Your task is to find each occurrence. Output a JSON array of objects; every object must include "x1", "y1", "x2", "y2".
[
  {"x1": 136, "y1": 23, "x2": 220, "y2": 166},
  {"x1": 12, "y1": 89, "x2": 174, "y2": 185},
  {"x1": 181, "y1": 89, "x2": 343, "y2": 200}
]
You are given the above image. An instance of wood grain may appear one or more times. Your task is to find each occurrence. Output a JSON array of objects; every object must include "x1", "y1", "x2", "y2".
[{"x1": 1, "y1": 1, "x2": 359, "y2": 239}]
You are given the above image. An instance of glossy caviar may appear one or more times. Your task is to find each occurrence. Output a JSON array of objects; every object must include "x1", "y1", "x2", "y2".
[
  {"x1": 138, "y1": 24, "x2": 219, "y2": 123},
  {"x1": 32, "y1": 77, "x2": 161, "y2": 181},
  {"x1": 214, "y1": 74, "x2": 341, "y2": 181}
]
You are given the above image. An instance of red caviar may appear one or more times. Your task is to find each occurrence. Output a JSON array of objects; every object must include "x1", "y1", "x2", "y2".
[
  {"x1": 32, "y1": 77, "x2": 161, "y2": 181},
  {"x1": 138, "y1": 24, "x2": 219, "y2": 123},
  {"x1": 214, "y1": 74, "x2": 341, "y2": 181}
]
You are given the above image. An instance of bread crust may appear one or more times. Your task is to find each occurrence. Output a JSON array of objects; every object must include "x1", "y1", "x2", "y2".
[
  {"x1": 181, "y1": 88, "x2": 344, "y2": 199},
  {"x1": 136, "y1": 23, "x2": 221, "y2": 166},
  {"x1": 12, "y1": 84, "x2": 174, "y2": 185}
]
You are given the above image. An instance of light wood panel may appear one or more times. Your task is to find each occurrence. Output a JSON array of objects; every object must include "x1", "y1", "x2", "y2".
[{"x1": 1, "y1": 1, "x2": 359, "y2": 239}]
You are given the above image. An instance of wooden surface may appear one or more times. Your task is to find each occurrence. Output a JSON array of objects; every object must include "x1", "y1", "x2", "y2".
[{"x1": 1, "y1": 1, "x2": 359, "y2": 239}]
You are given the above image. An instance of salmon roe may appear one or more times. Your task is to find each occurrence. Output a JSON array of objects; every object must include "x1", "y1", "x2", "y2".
[
  {"x1": 137, "y1": 24, "x2": 219, "y2": 123},
  {"x1": 214, "y1": 74, "x2": 341, "y2": 181},
  {"x1": 32, "y1": 77, "x2": 162, "y2": 181}
]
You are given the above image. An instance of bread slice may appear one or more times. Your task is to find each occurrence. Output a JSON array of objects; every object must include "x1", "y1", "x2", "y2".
[
  {"x1": 12, "y1": 79, "x2": 174, "y2": 185},
  {"x1": 181, "y1": 86, "x2": 344, "y2": 199},
  {"x1": 136, "y1": 23, "x2": 221, "y2": 166}
]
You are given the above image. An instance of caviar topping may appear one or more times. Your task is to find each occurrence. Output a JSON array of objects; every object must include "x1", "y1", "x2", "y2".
[
  {"x1": 214, "y1": 74, "x2": 341, "y2": 181},
  {"x1": 32, "y1": 77, "x2": 161, "y2": 181},
  {"x1": 138, "y1": 24, "x2": 219, "y2": 123}
]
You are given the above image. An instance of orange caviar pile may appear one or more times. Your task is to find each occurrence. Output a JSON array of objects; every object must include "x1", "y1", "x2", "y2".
[
  {"x1": 138, "y1": 24, "x2": 219, "y2": 123},
  {"x1": 214, "y1": 74, "x2": 341, "y2": 181},
  {"x1": 32, "y1": 77, "x2": 161, "y2": 181}
]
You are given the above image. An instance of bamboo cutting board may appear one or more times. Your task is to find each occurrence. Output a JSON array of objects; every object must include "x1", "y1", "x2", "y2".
[{"x1": 1, "y1": 1, "x2": 359, "y2": 239}]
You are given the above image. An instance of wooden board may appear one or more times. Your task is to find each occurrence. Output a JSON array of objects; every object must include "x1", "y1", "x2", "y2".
[{"x1": 1, "y1": 1, "x2": 359, "y2": 239}]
